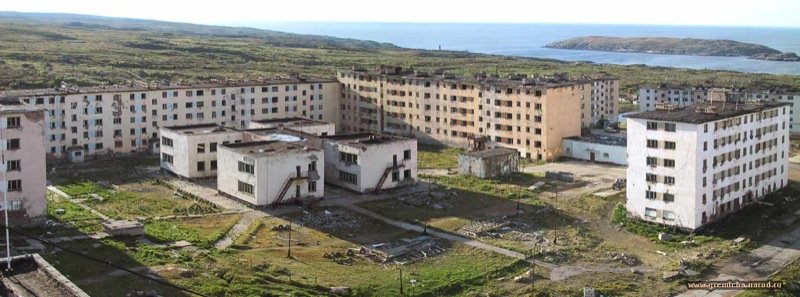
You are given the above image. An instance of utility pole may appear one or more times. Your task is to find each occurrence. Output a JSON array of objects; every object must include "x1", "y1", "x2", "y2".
[
  {"x1": 2, "y1": 128, "x2": 10, "y2": 271},
  {"x1": 553, "y1": 191, "x2": 559, "y2": 245},
  {"x1": 399, "y1": 267, "x2": 404, "y2": 296},
  {"x1": 287, "y1": 219, "x2": 292, "y2": 258},
  {"x1": 531, "y1": 244, "x2": 536, "y2": 296},
  {"x1": 516, "y1": 185, "x2": 521, "y2": 210}
]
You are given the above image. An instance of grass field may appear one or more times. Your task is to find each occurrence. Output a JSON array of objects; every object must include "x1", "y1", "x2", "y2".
[
  {"x1": 145, "y1": 213, "x2": 242, "y2": 248},
  {"x1": 418, "y1": 144, "x2": 463, "y2": 169}
]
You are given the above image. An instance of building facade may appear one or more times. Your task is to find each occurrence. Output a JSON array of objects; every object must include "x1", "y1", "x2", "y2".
[
  {"x1": 159, "y1": 124, "x2": 244, "y2": 179},
  {"x1": 0, "y1": 100, "x2": 47, "y2": 225},
  {"x1": 626, "y1": 102, "x2": 790, "y2": 230},
  {"x1": 246, "y1": 117, "x2": 335, "y2": 136},
  {"x1": 587, "y1": 75, "x2": 620, "y2": 127},
  {"x1": 457, "y1": 147, "x2": 519, "y2": 179},
  {"x1": 217, "y1": 141, "x2": 323, "y2": 206},
  {"x1": 337, "y1": 66, "x2": 590, "y2": 160},
  {"x1": 0, "y1": 78, "x2": 340, "y2": 159},
  {"x1": 322, "y1": 133, "x2": 417, "y2": 193},
  {"x1": 562, "y1": 135, "x2": 627, "y2": 166},
  {"x1": 637, "y1": 85, "x2": 707, "y2": 112}
]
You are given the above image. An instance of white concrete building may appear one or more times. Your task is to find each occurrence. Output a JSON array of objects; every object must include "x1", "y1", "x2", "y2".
[
  {"x1": 217, "y1": 141, "x2": 323, "y2": 206},
  {"x1": 246, "y1": 117, "x2": 335, "y2": 136},
  {"x1": 0, "y1": 100, "x2": 47, "y2": 226},
  {"x1": 458, "y1": 147, "x2": 519, "y2": 178},
  {"x1": 626, "y1": 102, "x2": 790, "y2": 230},
  {"x1": 588, "y1": 76, "x2": 620, "y2": 127},
  {"x1": 322, "y1": 133, "x2": 417, "y2": 193},
  {"x1": 562, "y1": 135, "x2": 627, "y2": 165},
  {"x1": 159, "y1": 124, "x2": 244, "y2": 179},
  {"x1": 637, "y1": 85, "x2": 707, "y2": 112},
  {"x1": 0, "y1": 78, "x2": 340, "y2": 159}
]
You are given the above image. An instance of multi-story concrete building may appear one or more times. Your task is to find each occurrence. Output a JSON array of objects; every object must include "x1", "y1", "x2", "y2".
[
  {"x1": 0, "y1": 78, "x2": 339, "y2": 159},
  {"x1": 246, "y1": 117, "x2": 335, "y2": 136},
  {"x1": 626, "y1": 102, "x2": 790, "y2": 230},
  {"x1": 217, "y1": 141, "x2": 323, "y2": 206},
  {"x1": 586, "y1": 75, "x2": 620, "y2": 127},
  {"x1": 337, "y1": 66, "x2": 590, "y2": 161},
  {"x1": 159, "y1": 124, "x2": 244, "y2": 179},
  {"x1": 0, "y1": 99, "x2": 47, "y2": 226},
  {"x1": 637, "y1": 84, "x2": 707, "y2": 112},
  {"x1": 322, "y1": 133, "x2": 417, "y2": 193}
]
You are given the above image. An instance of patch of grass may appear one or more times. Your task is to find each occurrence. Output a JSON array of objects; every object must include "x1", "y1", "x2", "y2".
[
  {"x1": 58, "y1": 180, "x2": 108, "y2": 196},
  {"x1": 144, "y1": 214, "x2": 241, "y2": 248},
  {"x1": 232, "y1": 220, "x2": 264, "y2": 247},
  {"x1": 421, "y1": 173, "x2": 543, "y2": 200},
  {"x1": 612, "y1": 204, "x2": 719, "y2": 249},
  {"x1": 418, "y1": 144, "x2": 464, "y2": 169}
]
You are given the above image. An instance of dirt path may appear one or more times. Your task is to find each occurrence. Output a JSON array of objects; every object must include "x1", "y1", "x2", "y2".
[
  {"x1": 675, "y1": 223, "x2": 800, "y2": 297},
  {"x1": 214, "y1": 211, "x2": 265, "y2": 249}
]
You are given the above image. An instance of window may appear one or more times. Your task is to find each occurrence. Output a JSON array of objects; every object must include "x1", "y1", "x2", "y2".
[
  {"x1": 162, "y1": 154, "x2": 173, "y2": 164},
  {"x1": 210, "y1": 142, "x2": 217, "y2": 152},
  {"x1": 664, "y1": 176, "x2": 675, "y2": 185},
  {"x1": 8, "y1": 200, "x2": 21, "y2": 211},
  {"x1": 340, "y1": 152, "x2": 358, "y2": 164},
  {"x1": 664, "y1": 141, "x2": 676, "y2": 150},
  {"x1": 238, "y1": 161, "x2": 255, "y2": 174},
  {"x1": 664, "y1": 123, "x2": 676, "y2": 132},
  {"x1": 663, "y1": 210, "x2": 676, "y2": 221},
  {"x1": 646, "y1": 157, "x2": 657, "y2": 166},
  {"x1": 646, "y1": 122, "x2": 658, "y2": 130},
  {"x1": 663, "y1": 159, "x2": 675, "y2": 168},
  {"x1": 403, "y1": 149, "x2": 411, "y2": 160},
  {"x1": 197, "y1": 161, "x2": 205, "y2": 171},
  {"x1": 308, "y1": 181, "x2": 317, "y2": 192},
  {"x1": 646, "y1": 139, "x2": 658, "y2": 148},
  {"x1": 663, "y1": 193, "x2": 675, "y2": 202},
  {"x1": 645, "y1": 191, "x2": 656, "y2": 199},
  {"x1": 644, "y1": 208, "x2": 657, "y2": 219},
  {"x1": 6, "y1": 160, "x2": 20, "y2": 171},
  {"x1": 339, "y1": 170, "x2": 358, "y2": 185},
  {"x1": 6, "y1": 139, "x2": 19, "y2": 150},
  {"x1": 210, "y1": 160, "x2": 218, "y2": 170},
  {"x1": 161, "y1": 137, "x2": 173, "y2": 147},
  {"x1": 646, "y1": 174, "x2": 657, "y2": 183},
  {"x1": 6, "y1": 117, "x2": 20, "y2": 129},
  {"x1": 7, "y1": 180, "x2": 21, "y2": 192},
  {"x1": 238, "y1": 181, "x2": 254, "y2": 195},
  {"x1": 197, "y1": 143, "x2": 205, "y2": 153},
  {"x1": 392, "y1": 171, "x2": 399, "y2": 182},
  {"x1": 308, "y1": 161, "x2": 317, "y2": 172},
  {"x1": 404, "y1": 169, "x2": 411, "y2": 179}
]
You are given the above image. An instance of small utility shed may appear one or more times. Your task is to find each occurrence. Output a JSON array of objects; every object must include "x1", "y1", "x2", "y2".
[
  {"x1": 562, "y1": 135, "x2": 627, "y2": 165},
  {"x1": 458, "y1": 147, "x2": 519, "y2": 178}
]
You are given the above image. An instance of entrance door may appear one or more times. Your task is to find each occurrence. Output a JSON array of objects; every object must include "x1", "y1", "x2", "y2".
[
  {"x1": 589, "y1": 152, "x2": 596, "y2": 162},
  {"x1": 295, "y1": 185, "x2": 301, "y2": 198}
]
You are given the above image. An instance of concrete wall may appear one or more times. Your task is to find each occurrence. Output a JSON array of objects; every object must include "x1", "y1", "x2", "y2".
[
  {"x1": 159, "y1": 127, "x2": 244, "y2": 179},
  {"x1": 324, "y1": 138, "x2": 417, "y2": 193},
  {"x1": 246, "y1": 121, "x2": 335, "y2": 136},
  {"x1": 457, "y1": 153, "x2": 519, "y2": 179},
  {"x1": 562, "y1": 139, "x2": 627, "y2": 165},
  {"x1": 626, "y1": 105, "x2": 790, "y2": 230},
  {"x1": 0, "y1": 110, "x2": 46, "y2": 225},
  {"x1": 217, "y1": 146, "x2": 323, "y2": 206}
]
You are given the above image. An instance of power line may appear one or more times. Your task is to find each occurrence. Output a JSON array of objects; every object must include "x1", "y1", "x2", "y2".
[{"x1": 1, "y1": 224, "x2": 209, "y2": 297}]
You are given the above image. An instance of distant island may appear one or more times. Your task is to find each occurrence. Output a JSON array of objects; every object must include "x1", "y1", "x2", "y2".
[{"x1": 545, "y1": 36, "x2": 800, "y2": 62}]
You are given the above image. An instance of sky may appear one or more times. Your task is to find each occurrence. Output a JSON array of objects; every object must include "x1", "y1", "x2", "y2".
[{"x1": 2, "y1": 0, "x2": 800, "y2": 27}]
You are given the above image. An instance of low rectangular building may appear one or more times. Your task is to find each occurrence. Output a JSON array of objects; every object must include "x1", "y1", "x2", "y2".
[
  {"x1": 159, "y1": 124, "x2": 244, "y2": 179},
  {"x1": 0, "y1": 100, "x2": 47, "y2": 226},
  {"x1": 217, "y1": 141, "x2": 323, "y2": 206},
  {"x1": 562, "y1": 135, "x2": 627, "y2": 165},
  {"x1": 458, "y1": 147, "x2": 519, "y2": 178},
  {"x1": 626, "y1": 102, "x2": 790, "y2": 230},
  {"x1": 322, "y1": 133, "x2": 417, "y2": 193},
  {"x1": 2, "y1": 254, "x2": 90, "y2": 297}
]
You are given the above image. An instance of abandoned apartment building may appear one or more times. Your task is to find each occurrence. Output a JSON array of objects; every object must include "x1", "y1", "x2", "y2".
[
  {"x1": 458, "y1": 147, "x2": 519, "y2": 179},
  {"x1": 321, "y1": 133, "x2": 418, "y2": 193},
  {"x1": 217, "y1": 141, "x2": 324, "y2": 206},
  {"x1": 0, "y1": 99, "x2": 47, "y2": 226},
  {"x1": 626, "y1": 101, "x2": 791, "y2": 230}
]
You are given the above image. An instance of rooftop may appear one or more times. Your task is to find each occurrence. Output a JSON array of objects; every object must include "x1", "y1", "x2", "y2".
[
  {"x1": 0, "y1": 254, "x2": 90, "y2": 297},
  {"x1": 627, "y1": 102, "x2": 791, "y2": 124},
  {"x1": 0, "y1": 98, "x2": 41, "y2": 115},
  {"x1": 251, "y1": 117, "x2": 329, "y2": 127},
  {"x1": 221, "y1": 140, "x2": 317, "y2": 157},
  {"x1": 0, "y1": 76, "x2": 336, "y2": 97},
  {"x1": 162, "y1": 124, "x2": 239, "y2": 135},
  {"x1": 323, "y1": 133, "x2": 412, "y2": 147},
  {"x1": 565, "y1": 134, "x2": 627, "y2": 147},
  {"x1": 462, "y1": 147, "x2": 519, "y2": 158},
  {"x1": 341, "y1": 66, "x2": 592, "y2": 88}
]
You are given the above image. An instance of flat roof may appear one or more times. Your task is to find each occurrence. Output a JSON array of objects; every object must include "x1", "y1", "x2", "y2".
[
  {"x1": 340, "y1": 66, "x2": 591, "y2": 89},
  {"x1": 323, "y1": 133, "x2": 411, "y2": 146},
  {"x1": 462, "y1": 147, "x2": 518, "y2": 158},
  {"x1": 252, "y1": 117, "x2": 330, "y2": 126},
  {"x1": 627, "y1": 102, "x2": 791, "y2": 124},
  {"x1": 0, "y1": 77, "x2": 337, "y2": 97},
  {"x1": 565, "y1": 134, "x2": 626, "y2": 147},
  {"x1": 161, "y1": 124, "x2": 239, "y2": 135},
  {"x1": 0, "y1": 97, "x2": 42, "y2": 114},
  {"x1": 221, "y1": 140, "x2": 318, "y2": 157},
  {"x1": 1, "y1": 254, "x2": 90, "y2": 297}
]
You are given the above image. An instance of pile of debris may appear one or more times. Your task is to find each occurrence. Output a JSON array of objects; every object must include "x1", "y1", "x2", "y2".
[
  {"x1": 605, "y1": 251, "x2": 640, "y2": 266},
  {"x1": 458, "y1": 218, "x2": 509, "y2": 238},
  {"x1": 459, "y1": 219, "x2": 547, "y2": 247},
  {"x1": 300, "y1": 209, "x2": 362, "y2": 230},
  {"x1": 359, "y1": 236, "x2": 446, "y2": 265},
  {"x1": 323, "y1": 249, "x2": 357, "y2": 265},
  {"x1": 271, "y1": 224, "x2": 291, "y2": 231},
  {"x1": 397, "y1": 191, "x2": 455, "y2": 210}
]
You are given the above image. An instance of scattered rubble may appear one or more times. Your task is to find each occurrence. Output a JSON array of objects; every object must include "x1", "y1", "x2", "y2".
[
  {"x1": 397, "y1": 191, "x2": 455, "y2": 210},
  {"x1": 323, "y1": 248, "x2": 357, "y2": 265},
  {"x1": 513, "y1": 268, "x2": 534, "y2": 283},
  {"x1": 358, "y1": 236, "x2": 446, "y2": 265},
  {"x1": 657, "y1": 233, "x2": 672, "y2": 242},
  {"x1": 271, "y1": 224, "x2": 291, "y2": 231},
  {"x1": 605, "y1": 252, "x2": 640, "y2": 266},
  {"x1": 662, "y1": 271, "x2": 681, "y2": 281},
  {"x1": 300, "y1": 209, "x2": 362, "y2": 230}
]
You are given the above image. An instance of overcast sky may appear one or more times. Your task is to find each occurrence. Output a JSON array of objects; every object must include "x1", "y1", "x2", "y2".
[{"x1": 2, "y1": 0, "x2": 799, "y2": 27}]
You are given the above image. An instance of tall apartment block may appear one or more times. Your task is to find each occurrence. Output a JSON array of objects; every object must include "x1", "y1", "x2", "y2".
[
  {"x1": 586, "y1": 74, "x2": 620, "y2": 127},
  {"x1": 637, "y1": 84, "x2": 708, "y2": 112},
  {"x1": 626, "y1": 102, "x2": 790, "y2": 230},
  {"x1": 0, "y1": 99, "x2": 47, "y2": 226},
  {"x1": 0, "y1": 78, "x2": 340, "y2": 159},
  {"x1": 337, "y1": 66, "x2": 606, "y2": 160}
]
